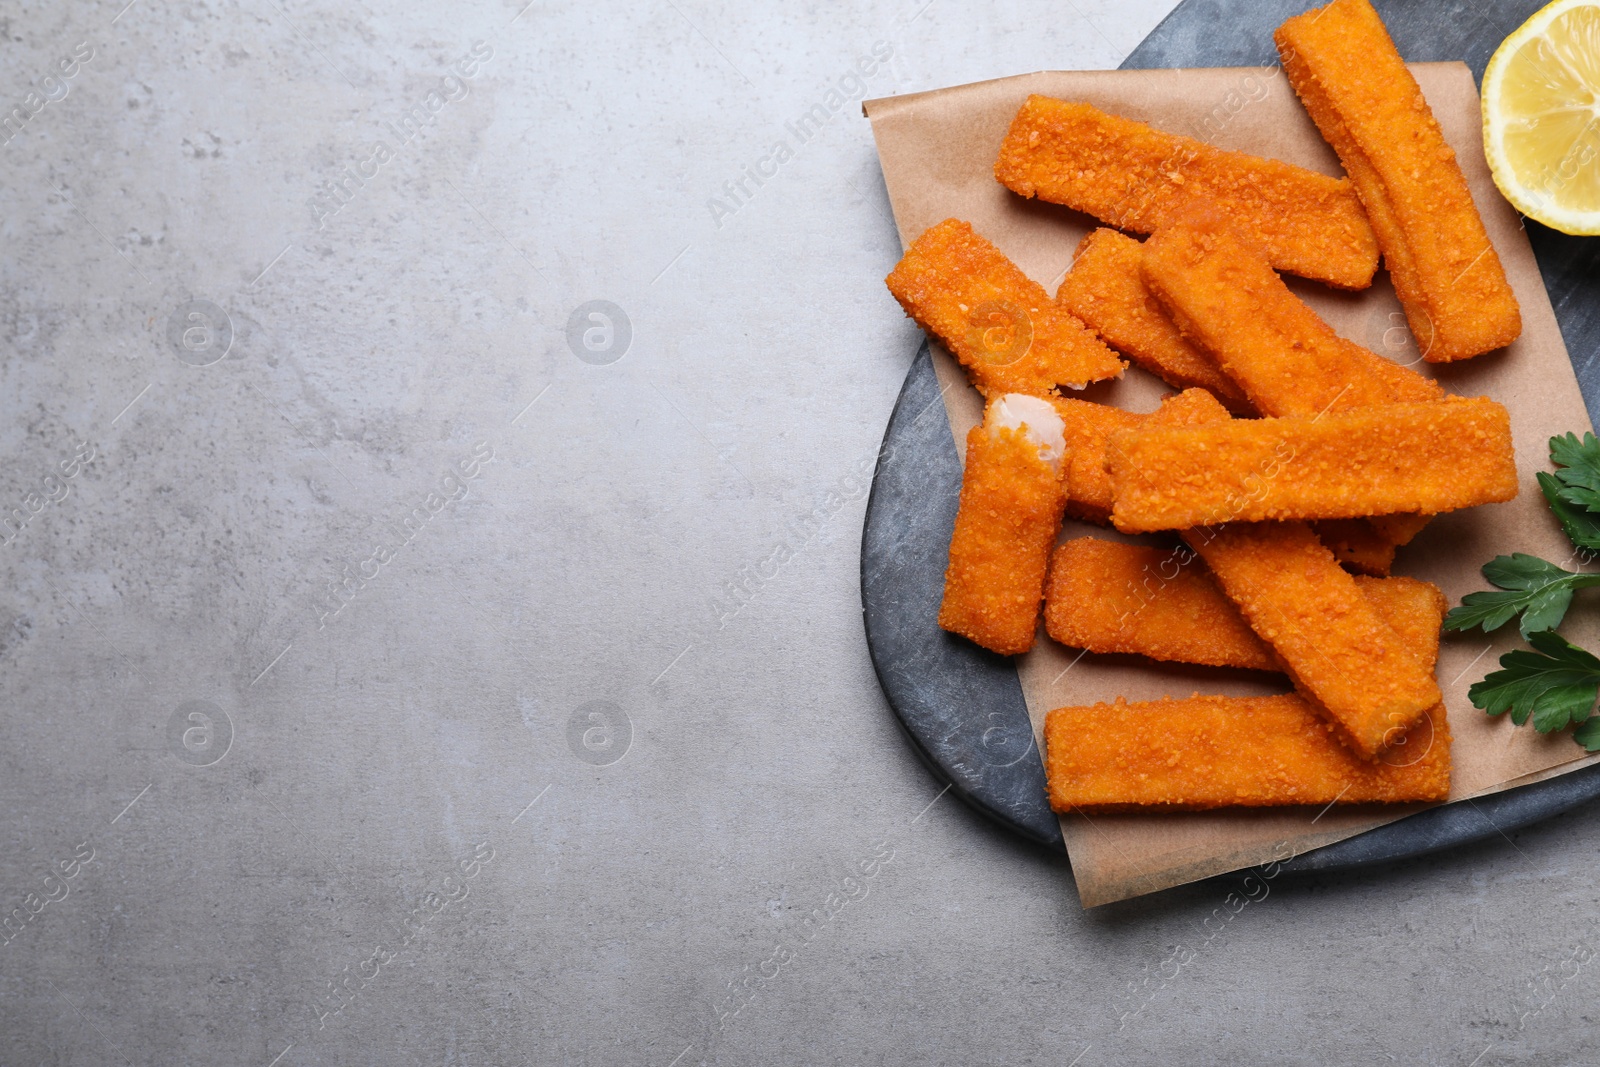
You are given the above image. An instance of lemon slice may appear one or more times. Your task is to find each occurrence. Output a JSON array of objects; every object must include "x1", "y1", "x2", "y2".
[{"x1": 1482, "y1": 0, "x2": 1600, "y2": 235}]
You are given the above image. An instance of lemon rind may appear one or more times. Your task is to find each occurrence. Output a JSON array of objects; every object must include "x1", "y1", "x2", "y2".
[{"x1": 1482, "y1": 0, "x2": 1600, "y2": 236}]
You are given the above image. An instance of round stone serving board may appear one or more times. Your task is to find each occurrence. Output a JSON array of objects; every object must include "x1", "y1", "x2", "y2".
[{"x1": 860, "y1": 0, "x2": 1600, "y2": 873}]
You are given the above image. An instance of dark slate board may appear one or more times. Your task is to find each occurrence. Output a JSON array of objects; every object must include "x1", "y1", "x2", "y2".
[
  {"x1": 862, "y1": 341, "x2": 1061, "y2": 848},
  {"x1": 861, "y1": 0, "x2": 1600, "y2": 875}
]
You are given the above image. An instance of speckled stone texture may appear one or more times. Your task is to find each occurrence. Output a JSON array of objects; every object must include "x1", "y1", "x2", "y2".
[{"x1": 2, "y1": 0, "x2": 1598, "y2": 1065}]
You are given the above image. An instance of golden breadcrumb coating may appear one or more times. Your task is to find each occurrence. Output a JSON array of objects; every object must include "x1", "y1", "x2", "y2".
[
  {"x1": 1044, "y1": 538, "x2": 1277, "y2": 669},
  {"x1": 1275, "y1": 0, "x2": 1521, "y2": 361},
  {"x1": 1052, "y1": 399, "x2": 1140, "y2": 525},
  {"x1": 885, "y1": 218, "x2": 1124, "y2": 398},
  {"x1": 1369, "y1": 513, "x2": 1432, "y2": 546},
  {"x1": 1044, "y1": 693, "x2": 1451, "y2": 812},
  {"x1": 993, "y1": 95, "x2": 1378, "y2": 288},
  {"x1": 1311, "y1": 519, "x2": 1397, "y2": 577},
  {"x1": 1057, "y1": 228, "x2": 1251, "y2": 410},
  {"x1": 1042, "y1": 537, "x2": 1444, "y2": 673},
  {"x1": 1182, "y1": 521, "x2": 1441, "y2": 757},
  {"x1": 938, "y1": 424, "x2": 1068, "y2": 655},
  {"x1": 1106, "y1": 397, "x2": 1518, "y2": 531},
  {"x1": 1140, "y1": 204, "x2": 1442, "y2": 417},
  {"x1": 1140, "y1": 204, "x2": 1444, "y2": 564},
  {"x1": 1359, "y1": 574, "x2": 1450, "y2": 665},
  {"x1": 1051, "y1": 388, "x2": 1232, "y2": 524}
]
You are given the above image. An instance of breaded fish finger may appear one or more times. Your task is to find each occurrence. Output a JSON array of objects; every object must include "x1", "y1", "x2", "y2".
[
  {"x1": 1044, "y1": 693, "x2": 1451, "y2": 812},
  {"x1": 939, "y1": 395, "x2": 1069, "y2": 655},
  {"x1": 1052, "y1": 387, "x2": 1231, "y2": 524},
  {"x1": 1141, "y1": 205, "x2": 1442, "y2": 417},
  {"x1": 1056, "y1": 228, "x2": 1251, "y2": 410},
  {"x1": 1107, "y1": 397, "x2": 1518, "y2": 531},
  {"x1": 1043, "y1": 536, "x2": 1442, "y2": 672},
  {"x1": 1141, "y1": 206, "x2": 1441, "y2": 563},
  {"x1": 1044, "y1": 538, "x2": 1276, "y2": 669},
  {"x1": 994, "y1": 96, "x2": 1379, "y2": 288},
  {"x1": 1276, "y1": 0, "x2": 1521, "y2": 362},
  {"x1": 886, "y1": 218, "x2": 1124, "y2": 398},
  {"x1": 1182, "y1": 521, "x2": 1441, "y2": 757}
]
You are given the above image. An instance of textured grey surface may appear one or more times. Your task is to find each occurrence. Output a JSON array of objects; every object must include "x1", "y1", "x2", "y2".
[{"x1": 3, "y1": 1, "x2": 1600, "y2": 1065}]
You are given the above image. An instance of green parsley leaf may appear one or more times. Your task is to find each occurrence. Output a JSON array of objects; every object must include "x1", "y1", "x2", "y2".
[
  {"x1": 1443, "y1": 589, "x2": 1550, "y2": 635},
  {"x1": 1442, "y1": 553, "x2": 1600, "y2": 638},
  {"x1": 1456, "y1": 433, "x2": 1600, "y2": 751},
  {"x1": 1539, "y1": 471, "x2": 1600, "y2": 551},
  {"x1": 1468, "y1": 630, "x2": 1600, "y2": 734},
  {"x1": 1550, "y1": 431, "x2": 1600, "y2": 511},
  {"x1": 1574, "y1": 717, "x2": 1600, "y2": 752}
]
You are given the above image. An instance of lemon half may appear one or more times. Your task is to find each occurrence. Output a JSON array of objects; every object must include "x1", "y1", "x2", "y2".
[{"x1": 1482, "y1": 0, "x2": 1600, "y2": 235}]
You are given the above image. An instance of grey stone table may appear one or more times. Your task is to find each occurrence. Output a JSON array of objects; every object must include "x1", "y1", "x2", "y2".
[{"x1": 3, "y1": 1, "x2": 1598, "y2": 1065}]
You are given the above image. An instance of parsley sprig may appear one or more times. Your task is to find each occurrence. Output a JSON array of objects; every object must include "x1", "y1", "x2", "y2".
[
  {"x1": 1448, "y1": 433, "x2": 1600, "y2": 751},
  {"x1": 1442, "y1": 552, "x2": 1600, "y2": 638},
  {"x1": 1550, "y1": 432, "x2": 1600, "y2": 513},
  {"x1": 1469, "y1": 630, "x2": 1600, "y2": 746}
]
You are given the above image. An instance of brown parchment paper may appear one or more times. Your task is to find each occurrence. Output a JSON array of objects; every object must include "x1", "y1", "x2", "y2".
[{"x1": 865, "y1": 63, "x2": 1600, "y2": 907}]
